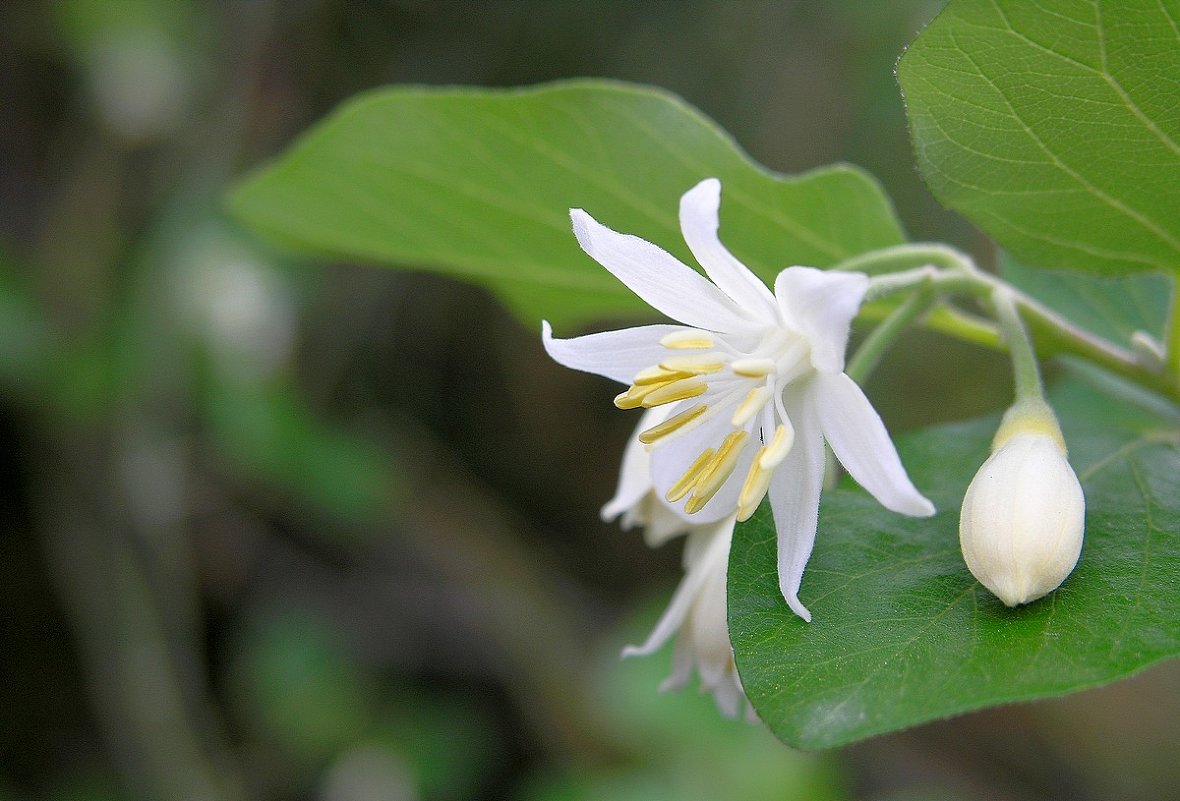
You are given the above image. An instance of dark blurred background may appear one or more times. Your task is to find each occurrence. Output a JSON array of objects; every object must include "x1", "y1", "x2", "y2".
[{"x1": 2, "y1": 2, "x2": 1178, "y2": 800}]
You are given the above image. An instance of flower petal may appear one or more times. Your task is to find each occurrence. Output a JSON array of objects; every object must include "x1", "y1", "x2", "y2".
[
  {"x1": 773, "y1": 267, "x2": 869, "y2": 372},
  {"x1": 767, "y1": 385, "x2": 826, "y2": 622},
  {"x1": 642, "y1": 502, "x2": 693, "y2": 548},
  {"x1": 689, "y1": 537, "x2": 734, "y2": 688},
  {"x1": 812, "y1": 372, "x2": 935, "y2": 517},
  {"x1": 571, "y1": 209, "x2": 751, "y2": 332},
  {"x1": 708, "y1": 672, "x2": 744, "y2": 719},
  {"x1": 601, "y1": 407, "x2": 667, "y2": 523},
  {"x1": 679, "y1": 179, "x2": 778, "y2": 320},
  {"x1": 542, "y1": 320, "x2": 678, "y2": 385},
  {"x1": 622, "y1": 525, "x2": 729, "y2": 658},
  {"x1": 659, "y1": 636, "x2": 694, "y2": 692}
]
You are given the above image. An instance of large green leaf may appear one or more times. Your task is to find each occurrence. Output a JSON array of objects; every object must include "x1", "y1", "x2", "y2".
[
  {"x1": 1001, "y1": 252, "x2": 1173, "y2": 349},
  {"x1": 229, "y1": 81, "x2": 905, "y2": 327},
  {"x1": 898, "y1": 0, "x2": 1180, "y2": 276},
  {"x1": 729, "y1": 374, "x2": 1180, "y2": 749}
]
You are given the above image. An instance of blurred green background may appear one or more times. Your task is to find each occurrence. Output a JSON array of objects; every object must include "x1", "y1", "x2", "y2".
[{"x1": 2, "y1": 2, "x2": 1177, "y2": 800}]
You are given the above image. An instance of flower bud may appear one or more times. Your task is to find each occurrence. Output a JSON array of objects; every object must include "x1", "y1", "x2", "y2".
[{"x1": 959, "y1": 399, "x2": 1085, "y2": 607}]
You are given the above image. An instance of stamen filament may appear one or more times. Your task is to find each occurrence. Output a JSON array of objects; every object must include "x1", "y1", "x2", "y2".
[
  {"x1": 759, "y1": 423, "x2": 795, "y2": 469},
  {"x1": 638, "y1": 403, "x2": 709, "y2": 444},
  {"x1": 642, "y1": 376, "x2": 708, "y2": 407},
  {"x1": 685, "y1": 430, "x2": 749, "y2": 514},
  {"x1": 660, "y1": 329, "x2": 715, "y2": 350},
  {"x1": 731, "y1": 387, "x2": 768, "y2": 426},
  {"x1": 666, "y1": 448, "x2": 716, "y2": 503},
  {"x1": 730, "y1": 357, "x2": 776, "y2": 378}
]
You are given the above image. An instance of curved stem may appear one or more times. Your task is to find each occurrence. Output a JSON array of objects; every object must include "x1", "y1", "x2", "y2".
[
  {"x1": 992, "y1": 287, "x2": 1044, "y2": 403},
  {"x1": 835, "y1": 243, "x2": 979, "y2": 276},
  {"x1": 850, "y1": 244, "x2": 1176, "y2": 400},
  {"x1": 847, "y1": 288, "x2": 937, "y2": 385}
]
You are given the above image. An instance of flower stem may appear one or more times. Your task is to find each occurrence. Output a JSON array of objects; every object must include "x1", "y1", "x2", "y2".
[
  {"x1": 992, "y1": 287, "x2": 1045, "y2": 403},
  {"x1": 843, "y1": 243, "x2": 1177, "y2": 401},
  {"x1": 835, "y1": 243, "x2": 977, "y2": 276},
  {"x1": 847, "y1": 288, "x2": 937, "y2": 385}
]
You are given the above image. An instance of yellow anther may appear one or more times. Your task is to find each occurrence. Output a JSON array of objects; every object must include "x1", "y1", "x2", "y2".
[
  {"x1": 638, "y1": 403, "x2": 709, "y2": 444},
  {"x1": 659, "y1": 353, "x2": 725, "y2": 375},
  {"x1": 666, "y1": 448, "x2": 716, "y2": 503},
  {"x1": 632, "y1": 365, "x2": 692, "y2": 386},
  {"x1": 614, "y1": 369, "x2": 699, "y2": 408},
  {"x1": 759, "y1": 423, "x2": 795, "y2": 469},
  {"x1": 642, "y1": 376, "x2": 708, "y2": 407},
  {"x1": 613, "y1": 386, "x2": 649, "y2": 409},
  {"x1": 731, "y1": 358, "x2": 776, "y2": 378},
  {"x1": 737, "y1": 454, "x2": 773, "y2": 521},
  {"x1": 660, "y1": 329, "x2": 715, "y2": 350},
  {"x1": 731, "y1": 386, "x2": 768, "y2": 426},
  {"x1": 685, "y1": 430, "x2": 749, "y2": 514}
]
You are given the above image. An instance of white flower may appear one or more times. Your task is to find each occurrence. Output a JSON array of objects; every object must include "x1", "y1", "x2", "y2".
[
  {"x1": 605, "y1": 410, "x2": 753, "y2": 719},
  {"x1": 959, "y1": 399, "x2": 1085, "y2": 606},
  {"x1": 626, "y1": 519, "x2": 755, "y2": 721},
  {"x1": 543, "y1": 178, "x2": 934, "y2": 621}
]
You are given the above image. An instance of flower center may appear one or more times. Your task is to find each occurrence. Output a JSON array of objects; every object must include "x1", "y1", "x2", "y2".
[{"x1": 614, "y1": 326, "x2": 806, "y2": 520}]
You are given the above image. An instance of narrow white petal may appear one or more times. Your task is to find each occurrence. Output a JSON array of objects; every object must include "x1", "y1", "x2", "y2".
[
  {"x1": 678, "y1": 179, "x2": 778, "y2": 319},
  {"x1": 601, "y1": 407, "x2": 667, "y2": 524},
  {"x1": 773, "y1": 267, "x2": 869, "y2": 372},
  {"x1": 642, "y1": 502, "x2": 693, "y2": 548},
  {"x1": 689, "y1": 538, "x2": 734, "y2": 688},
  {"x1": 659, "y1": 637, "x2": 694, "y2": 692},
  {"x1": 708, "y1": 672, "x2": 745, "y2": 719},
  {"x1": 570, "y1": 209, "x2": 752, "y2": 333},
  {"x1": 812, "y1": 372, "x2": 935, "y2": 517},
  {"x1": 542, "y1": 320, "x2": 677, "y2": 385},
  {"x1": 768, "y1": 388, "x2": 826, "y2": 622},
  {"x1": 622, "y1": 528, "x2": 726, "y2": 658}
]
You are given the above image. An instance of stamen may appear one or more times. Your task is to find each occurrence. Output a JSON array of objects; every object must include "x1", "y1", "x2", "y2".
[
  {"x1": 614, "y1": 370, "x2": 697, "y2": 408},
  {"x1": 666, "y1": 448, "x2": 716, "y2": 503},
  {"x1": 613, "y1": 388, "x2": 644, "y2": 410},
  {"x1": 659, "y1": 353, "x2": 725, "y2": 375},
  {"x1": 642, "y1": 376, "x2": 708, "y2": 407},
  {"x1": 759, "y1": 423, "x2": 795, "y2": 469},
  {"x1": 685, "y1": 430, "x2": 749, "y2": 514},
  {"x1": 632, "y1": 365, "x2": 693, "y2": 386},
  {"x1": 660, "y1": 329, "x2": 715, "y2": 350},
  {"x1": 638, "y1": 403, "x2": 708, "y2": 444},
  {"x1": 737, "y1": 454, "x2": 772, "y2": 521},
  {"x1": 730, "y1": 357, "x2": 775, "y2": 378},
  {"x1": 731, "y1": 387, "x2": 768, "y2": 426}
]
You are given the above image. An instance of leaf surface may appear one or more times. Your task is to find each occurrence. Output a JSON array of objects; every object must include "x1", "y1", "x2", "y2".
[
  {"x1": 230, "y1": 81, "x2": 905, "y2": 328},
  {"x1": 898, "y1": 0, "x2": 1180, "y2": 275},
  {"x1": 729, "y1": 375, "x2": 1180, "y2": 748},
  {"x1": 1000, "y1": 252, "x2": 1172, "y2": 350}
]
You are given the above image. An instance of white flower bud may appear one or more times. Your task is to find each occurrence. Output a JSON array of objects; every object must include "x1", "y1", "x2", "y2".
[{"x1": 959, "y1": 399, "x2": 1085, "y2": 607}]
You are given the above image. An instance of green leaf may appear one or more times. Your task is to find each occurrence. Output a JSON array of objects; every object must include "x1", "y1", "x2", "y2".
[
  {"x1": 229, "y1": 80, "x2": 905, "y2": 328},
  {"x1": 898, "y1": 0, "x2": 1180, "y2": 276},
  {"x1": 1001, "y1": 252, "x2": 1173, "y2": 349},
  {"x1": 729, "y1": 374, "x2": 1180, "y2": 749}
]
